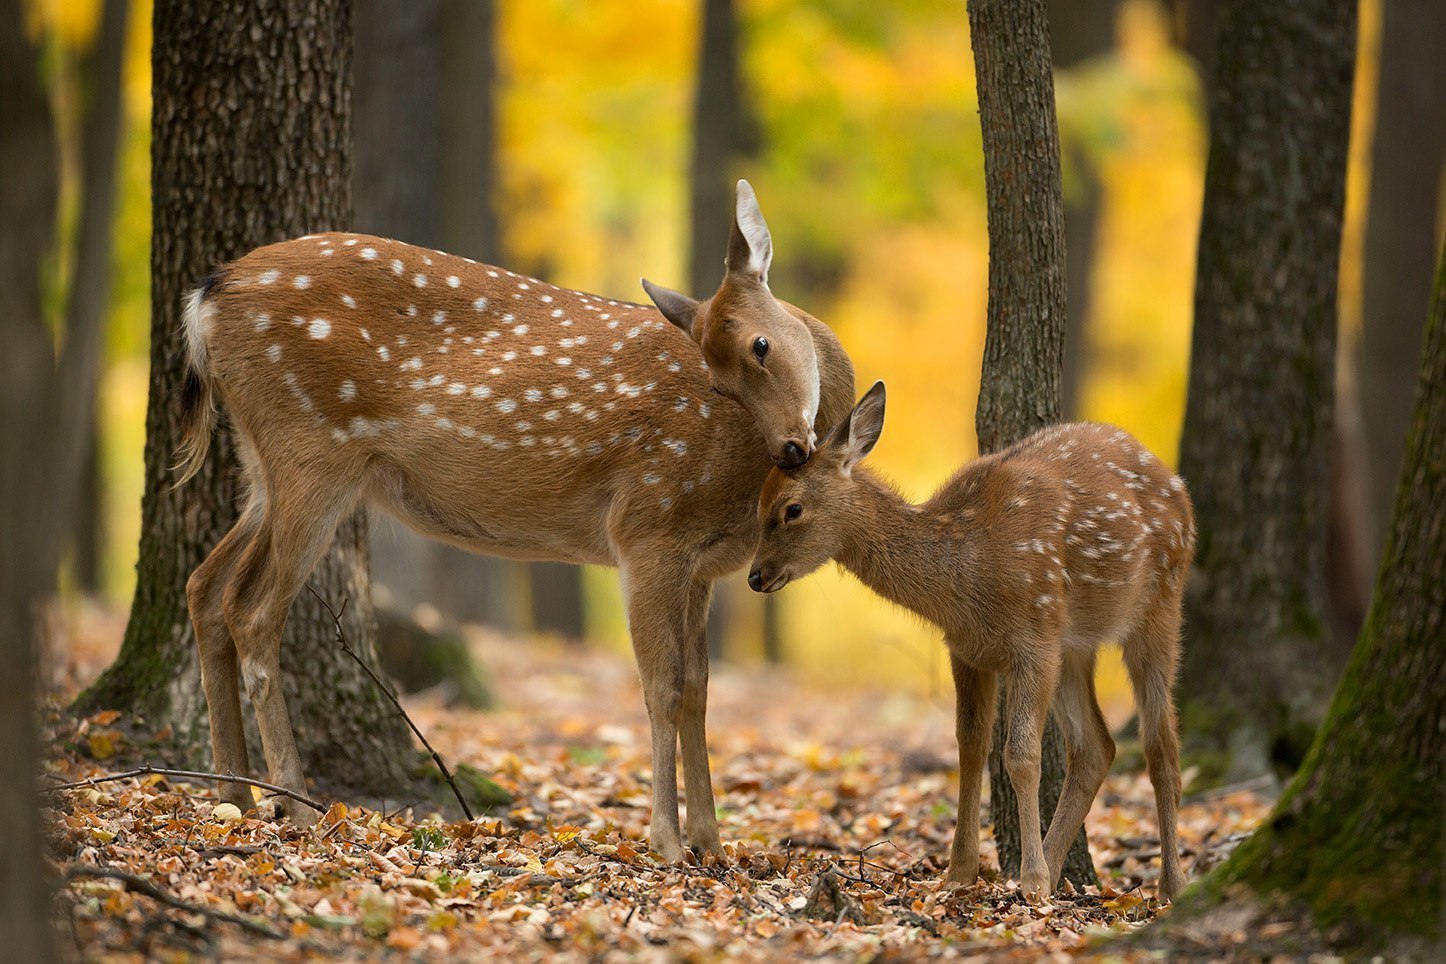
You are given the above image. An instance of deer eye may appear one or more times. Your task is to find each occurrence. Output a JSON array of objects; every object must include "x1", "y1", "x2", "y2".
[
  {"x1": 752, "y1": 336, "x2": 769, "y2": 362},
  {"x1": 784, "y1": 502, "x2": 803, "y2": 521}
]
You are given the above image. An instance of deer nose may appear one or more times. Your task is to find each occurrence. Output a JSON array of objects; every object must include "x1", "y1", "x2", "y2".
[
  {"x1": 748, "y1": 568, "x2": 765, "y2": 592},
  {"x1": 777, "y1": 441, "x2": 809, "y2": 470}
]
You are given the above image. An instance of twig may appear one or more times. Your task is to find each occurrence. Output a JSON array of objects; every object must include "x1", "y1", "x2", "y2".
[
  {"x1": 43, "y1": 764, "x2": 326, "y2": 813},
  {"x1": 1183, "y1": 773, "x2": 1278, "y2": 804},
  {"x1": 65, "y1": 865, "x2": 286, "y2": 940},
  {"x1": 307, "y1": 587, "x2": 475, "y2": 820}
]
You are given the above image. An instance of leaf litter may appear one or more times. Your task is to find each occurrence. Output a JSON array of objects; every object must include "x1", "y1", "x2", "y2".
[{"x1": 43, "y1": 621, "x2": 1270, "y2": 960}]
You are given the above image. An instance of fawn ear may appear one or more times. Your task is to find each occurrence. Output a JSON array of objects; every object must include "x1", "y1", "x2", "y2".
[
  {"x1": 641, "y1": 279, "x2": 700, "y2": 337},
  {"x1": 834, "y1": 381, "x2": 886, "y2": 476},
  {"x1": 726, "y1": 179, "x2": 773, "y2": 285}
]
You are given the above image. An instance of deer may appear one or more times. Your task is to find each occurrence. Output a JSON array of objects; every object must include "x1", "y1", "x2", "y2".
[
  {"x1": 177, "y1": 181, "x2": 856, "y2": 862},
  {"x1": 748, "y1": 382, "x2": 1193, "y2": 902}
]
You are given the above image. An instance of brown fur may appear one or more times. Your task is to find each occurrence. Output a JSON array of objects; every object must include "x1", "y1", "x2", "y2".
[
  {"x1": 752, "y1": 384, "x2": 1193, "y2": 901},
  {"x1": 180, "y1": 226, "x2": 855, "y2": 861}
]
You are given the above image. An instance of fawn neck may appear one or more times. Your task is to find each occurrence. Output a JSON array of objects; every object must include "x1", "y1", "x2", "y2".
[{"x1": 833, "y1": 471, "x2": 979, "y2": 629}]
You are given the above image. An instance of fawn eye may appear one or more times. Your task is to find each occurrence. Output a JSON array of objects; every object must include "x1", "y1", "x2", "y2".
[
  {"x1": 752, "y1": 336, "x2": 769, "y2": 362},
  {"x1": 784, "y1": 502, "x2": 803, "y2": 522}
]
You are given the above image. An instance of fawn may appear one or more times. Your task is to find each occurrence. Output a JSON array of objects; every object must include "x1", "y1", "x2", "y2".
[
  {"x1": 749, "y1": 382, "x2": 1193, "y2": 901},
  {"x1": 177, "y1": 182, "x2": 856, "y2": 860}
]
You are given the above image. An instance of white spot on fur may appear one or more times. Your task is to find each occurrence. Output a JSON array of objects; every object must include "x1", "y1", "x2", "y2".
[
  {"x1": 414, "y1": 274, "x2": 428, "y2": 288},
  {"x1": 360, "y1": 247, "x2": 377, "y2": 260},
  {"x1": 339, "y1": 380, "x2": 356, "y2": 402},
  {"x1": 293, "y1": 275, "x2": 311, "y2": 289},
  {"x1": 266, "y1": 344, "x2": 282, "y2": 363},
  {"x1": 308, "y1": 318, "x2": 331, "y2": 339}
]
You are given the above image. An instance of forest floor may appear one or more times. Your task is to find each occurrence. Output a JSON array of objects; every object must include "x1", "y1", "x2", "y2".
[{"x1": 42, "y1": 606, "x2": 1275, "y2": 961}]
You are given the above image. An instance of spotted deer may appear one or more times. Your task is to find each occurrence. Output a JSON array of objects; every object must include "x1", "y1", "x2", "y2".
[
  {"x1": 178, "y1": 182, "x2": 855, "y2": 860},
  {"x1": 749, "y1": 383, "x2": 1193, "y2": 901}
]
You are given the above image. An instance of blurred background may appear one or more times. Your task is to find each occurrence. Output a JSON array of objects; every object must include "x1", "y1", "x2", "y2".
[{"x1": 28, "y1": 0, "x2": 1434, "y2": 722}]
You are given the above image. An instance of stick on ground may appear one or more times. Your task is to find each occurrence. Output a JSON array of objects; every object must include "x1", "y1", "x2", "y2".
[
  {"x1": 65, "y1": 865, "x2": 287, "y2": 940},
  {"x1": 306, "y1": 587, "x2": 475, "y2": 820},
  {"x1": 44, "y1": 764, "x2": 327, "y2": 813}
]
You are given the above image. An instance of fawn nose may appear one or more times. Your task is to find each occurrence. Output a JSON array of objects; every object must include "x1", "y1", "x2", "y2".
[
  {"x1": 748, "y1": 568, "x2": 765, "y2": 592},
  {"x1": 777, "y1": 441, "x2": 809, "y2": 470}
]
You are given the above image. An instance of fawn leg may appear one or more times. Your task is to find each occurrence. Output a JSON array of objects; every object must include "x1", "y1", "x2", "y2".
[
  {"x1": 1123, "y1": 600, "x2": 1187, "y2": 901},
  {"x1": 1042, "y1": 649, "x2": 1115, "y2": 887},
  {"x1": 945, "y1": 652, "x2": 997, "y2": 884},
  {"x1": 1002, "y1": 655, "x2": 1059, "y2": 900}
]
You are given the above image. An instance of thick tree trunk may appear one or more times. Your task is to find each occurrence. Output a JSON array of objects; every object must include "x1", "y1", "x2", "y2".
[
  {"x1": 355, "y1": 0, "x2": 524, "y2": 633},
  {"x1": 0, "y1": 3, "x2": 61, "y2": 957},
  {"x1": 1148, "y1": 245, "x2": 1446, "y2": 957},
  {"x1": 968, "y1": 0, "x2": 1095, "y2": 888},
  {"x1": 1174, "y1": 0, "x2": 1357, "y2": 784},
  {"x1": 80, "y1": 0, "x2": 415, "y2": 798},
  {"x1": 1357, "y1": 0, "x2": 1446, "y2": 558}
]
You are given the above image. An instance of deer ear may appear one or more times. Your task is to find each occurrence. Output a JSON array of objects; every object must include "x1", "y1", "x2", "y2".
[
  {"x1": 726, "y1": 179, "x2": 772, "y2": 285},
  {"x1": 834, "y1": 381, "x2": 886, "y2": 476},
  {"x1": 641, "y1": 278, "x2": 700, "y2": 336}
]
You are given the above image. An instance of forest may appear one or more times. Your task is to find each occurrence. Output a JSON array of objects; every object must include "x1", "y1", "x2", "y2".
[{"x1": 1, "y1": 0, "x2": 1441, "y2": 960}]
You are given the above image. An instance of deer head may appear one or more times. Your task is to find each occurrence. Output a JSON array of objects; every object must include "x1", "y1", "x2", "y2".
[
  {"x1": 748, "y1": 381, "x2": 886, "y2": 591},
  {"x1": 642, "y1": 181, "x2": 820, "y2": 469}
]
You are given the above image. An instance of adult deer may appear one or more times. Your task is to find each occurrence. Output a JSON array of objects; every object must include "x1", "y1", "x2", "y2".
[
  {"x1": 178, "y1": 182, "x2": 855, "y2": 860},
  {"x1": 749, "y1": 383, "x2": 1192, "y2": 901}
]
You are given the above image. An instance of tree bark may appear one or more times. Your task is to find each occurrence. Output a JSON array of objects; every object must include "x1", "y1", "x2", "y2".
[
  {"x1": 354, "y1": 0, "x2": 524, "y2": 632},
  {"x1": 1174, "y1": 0, "x2": 1357, "y2": 784},
  {"x1": 689, "y1": 0, "x2": 762, "y2": 661},
  {"x1": 80, "y1": 0, "x2": 415, "y2": 799},
  {"x1": 1049, "y1": 0, "x2": 1117, "y2": 418},
  {"x1": 1357, "y1": 0, "x2": 1446, "y2": 558},
  {"x1": 0, "y1": 1, "x2": 62, "y2": 957},
  {"x1": 66, "y1": 0, "x2": 130, "y2": 593},
  {"x1": 968, "y1": 0, "x2": 1095, "y2": 888},
  {"x1": 1152, "y1": 242, "x2": 1446, "y2": 956}
]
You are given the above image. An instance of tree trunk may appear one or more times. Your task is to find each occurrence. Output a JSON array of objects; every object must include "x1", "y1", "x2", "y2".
[
  {"x1": 529, "y1": 562, "x2": 587, "y2": 641},
  {"x1": 0, "y1": 2, "x2": 61, "y2": 957},
  {"x1": 1174, "y1": 0, "x2": 1357, "y2": 784},
  {"x1": 690, "y1": 0, "x2": 762, "y2": 661},
  {"x1": 1357, "y1": 0, "x2": 1446, "y2": 558},
  {"x1": 1148, "y1": 242, "x2": 1446, "y2": 957},
  {"x1": 1049, "y1": 0, "x2": 1117, "y2": 418},
  {"x1": 66, "y1": 0, "x2": 129, "y2": 594},
  {"x1": 968, "y1": 0, "x2": 1095, "y2": 888},
  {"x1": 354, "y1": 0, "x2": 523, "y2": 632},
  {"x1": 80, "y1": 0, "x2": 416, "y2": 799}
]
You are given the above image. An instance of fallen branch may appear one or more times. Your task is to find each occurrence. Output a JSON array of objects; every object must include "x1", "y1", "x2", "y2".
[
  {"x1": 43, "y1": 764, "x2": 327, "y2": 813},
  {"x1": 306, "y1": 587, "x2": 475, "y2": 820},
  {"x1": 65, "y1": 865, "x2": 286, "y2": 941}
]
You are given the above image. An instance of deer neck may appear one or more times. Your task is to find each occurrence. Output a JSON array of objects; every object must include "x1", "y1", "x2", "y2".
[{"x1": 834, "y1": 471, "x2": 975, "y2": 630}]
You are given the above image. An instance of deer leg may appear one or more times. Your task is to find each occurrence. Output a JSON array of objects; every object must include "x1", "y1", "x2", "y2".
[
  {"x1": 1123, "y1": 601, "x2": 1187, "y2": 901},
  {"x1": 620, "y1": 559, "x2": 689, "y2": 862},
  {"x1": 679, "y1": 577, "x2": 722, "y2": 854},
  {"x1": 945, "y1": 652, "x2": 997, "y2": 885},
  {"x1": 1042, "y1": 649, "x2": 1114, "y2": 888},
  {"x1": 186, "y1": 507, "x2": 261, "y2": 811},
  {"x1": 222, "y1": 483, "x2": 358, "y2": 827},
  {"x1": 1002, "y1": 654, "x2": 1059, "y2": 900}
]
